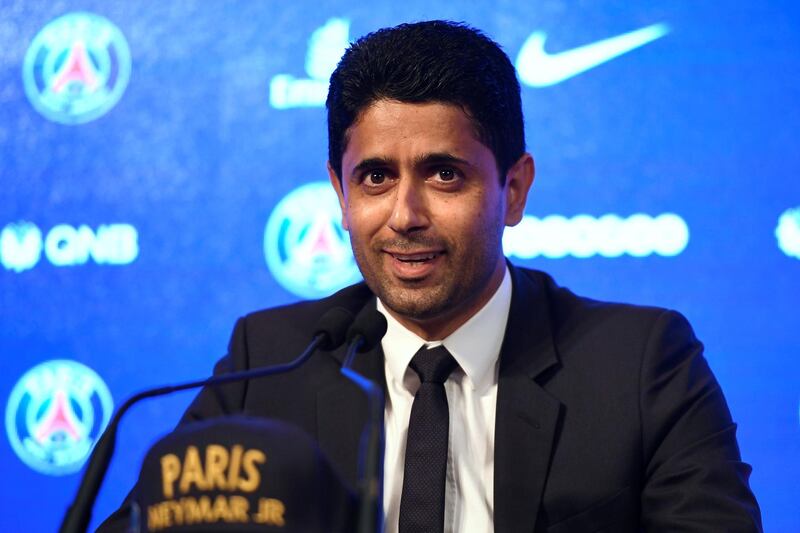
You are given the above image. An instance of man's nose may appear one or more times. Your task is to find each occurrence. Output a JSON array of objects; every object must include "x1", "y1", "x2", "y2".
[{"x1": 387, "y1": 179, "x2": 429, "y2": 234}]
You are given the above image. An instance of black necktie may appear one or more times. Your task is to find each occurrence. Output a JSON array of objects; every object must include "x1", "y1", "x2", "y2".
[{"x1": 399, "y1": 345, "x2": 458, "y2": 533}]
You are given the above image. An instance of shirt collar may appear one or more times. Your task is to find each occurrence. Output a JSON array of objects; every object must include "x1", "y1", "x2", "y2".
[{"x1": 377, "y1": 265, "x2": 512, "y2": 392}]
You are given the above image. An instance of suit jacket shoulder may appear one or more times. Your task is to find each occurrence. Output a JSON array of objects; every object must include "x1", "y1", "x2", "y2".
[{"x1": 500, "y1": 267, "x2": 761, "y2": 532}]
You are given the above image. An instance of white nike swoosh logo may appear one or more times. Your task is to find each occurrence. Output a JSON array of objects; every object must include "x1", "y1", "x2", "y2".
[{"x1": 515, "y1": 23, "x2": 670, "y2": 87}]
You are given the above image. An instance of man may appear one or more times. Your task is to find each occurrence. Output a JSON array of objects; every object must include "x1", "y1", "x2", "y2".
[{"x1": 104, "y1": 20, "x2": 761, "y2": 532}]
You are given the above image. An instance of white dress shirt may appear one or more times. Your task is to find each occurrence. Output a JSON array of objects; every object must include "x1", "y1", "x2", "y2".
[{"x1": 378, "y1": 266, "x2": 512, "y2": 533}]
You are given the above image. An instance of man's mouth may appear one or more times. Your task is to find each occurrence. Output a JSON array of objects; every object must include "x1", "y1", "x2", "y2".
[
  {"x1": 384, "y1": 249, "x2": 445, "y2": 279},
  {"x1": 388, "y1": 251, "x2": 442, "y2": 264}
]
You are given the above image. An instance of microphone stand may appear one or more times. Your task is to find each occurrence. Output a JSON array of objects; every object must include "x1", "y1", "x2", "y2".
[
  {"x1": 341, "y1": 337, "x2": 385, "y2": 533},
  {"x1": 59, "y1": 333, "x2": 328, "y2": 533}
]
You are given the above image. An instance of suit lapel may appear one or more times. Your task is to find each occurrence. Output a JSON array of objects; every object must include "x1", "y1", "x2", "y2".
[
  {"x1": 316, "y1": 297, "x2": 386, "y2": 489},
  {"x1": 312, "y1": 272, "x2": 563, "y2": 525},
  {"x1": 494, "y1": 266, "x2": 562, "y2": 533}
]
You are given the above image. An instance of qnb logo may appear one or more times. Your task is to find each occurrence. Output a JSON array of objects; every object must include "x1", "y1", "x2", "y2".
[
  {"x1": 503, "y1": 213, "x2": 689, "y2": 259},
  {"x1": 264, "y1": 182, "x2": 361, "y2": 299},
  {"x1": 23, "y1": 12, "x2": 132, "y2": 124},
  {"x1": 0, "y1": 222, "x2": 139, "y2": 273},
  {"x1": 775, "y1": 207, "x2": 800, "y2": 260},
  {"x1": 269, "y1": 18, "x2": 350, "y2": 109},
  {"x1": 5, "y1": 360, "x2": 113, "y2": 475}
]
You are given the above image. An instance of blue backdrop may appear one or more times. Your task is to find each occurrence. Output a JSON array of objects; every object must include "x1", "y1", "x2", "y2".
[{"x1": 1, "y1": 1, "x2": 798, "y2": 531}]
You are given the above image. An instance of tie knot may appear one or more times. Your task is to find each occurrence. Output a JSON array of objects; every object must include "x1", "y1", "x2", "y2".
[{"x1": 409, "y1": 345, "x2": 458, "y2": 384}]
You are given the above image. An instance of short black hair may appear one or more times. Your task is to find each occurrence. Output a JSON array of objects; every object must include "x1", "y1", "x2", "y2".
[{"x1": 326, "y1": 20, "x2": 525, "y2": 183}]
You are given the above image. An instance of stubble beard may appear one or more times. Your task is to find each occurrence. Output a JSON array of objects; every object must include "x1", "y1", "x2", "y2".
[{"x1": 350, "y1": 223, "x2": 505, "y2": 326}]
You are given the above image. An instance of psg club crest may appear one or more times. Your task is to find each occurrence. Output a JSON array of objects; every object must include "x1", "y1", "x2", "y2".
[
  {"x1": 23, "y1": 12, "x2": 132, "y2": 125},
  {"x1": 264, "y1": 182, "x2": 362, "y2": 299},
  {"x1": 5, "y1": 360, "x2": 113, "y2": 476}
]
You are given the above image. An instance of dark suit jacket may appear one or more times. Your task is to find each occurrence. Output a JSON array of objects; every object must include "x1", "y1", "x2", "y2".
[{"x1": 104, "y1": 266, "x2": 762, "y2": 532}]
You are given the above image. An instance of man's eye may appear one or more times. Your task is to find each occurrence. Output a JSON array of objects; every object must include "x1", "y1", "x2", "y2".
[
  {"x1": 437, "y1": 168, "x2": 457, "y2": 181},
  {"x1": 366, "y1": 171, "x2": 386, "y2": 185}
]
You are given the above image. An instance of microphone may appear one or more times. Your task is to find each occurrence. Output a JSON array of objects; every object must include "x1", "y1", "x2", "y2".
[
  {"x1": 339, "y1": 307, "x2": 388, "y2": 533},
  {"x1": 60, "y1": 307, "x2": 354, "y2": 533},
  {"x1": 343, "y1": 306, "x2": 388, "y2": 368}
]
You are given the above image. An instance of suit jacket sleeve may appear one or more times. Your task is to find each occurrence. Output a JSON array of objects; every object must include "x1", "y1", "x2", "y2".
[
  {"x1": 639, "y1": 310, "x2": 762, "y2": 531},
  {"x1": 179, "y1": 316, "x2": 250, "y2": 422}
]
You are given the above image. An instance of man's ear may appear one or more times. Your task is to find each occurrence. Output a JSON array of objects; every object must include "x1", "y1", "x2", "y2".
[
  {"x1": 327, "y1": 161, "x2": 349, "y2": 231},
  {"x1": 504, "y1": 152, "x2": 535, "y2": 227}
]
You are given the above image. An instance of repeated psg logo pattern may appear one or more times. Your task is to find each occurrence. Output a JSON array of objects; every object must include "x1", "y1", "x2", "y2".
[
  {"x1": 23, "y1": 12, "x2": 131, "y2": 124},
  {"x1": 4, "y1": 11, "x2": 797, "y2": 522},
  {"x1": 5, "y1": 360, "x2": 113, "y2": 476},
  {"x1": 264, "y1": 182, "x2": 362, "y2": 299}
]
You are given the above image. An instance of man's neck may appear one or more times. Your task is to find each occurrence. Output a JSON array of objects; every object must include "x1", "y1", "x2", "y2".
[{"x1": 380, "y1": 262, "x2": 508, "y2": 341}]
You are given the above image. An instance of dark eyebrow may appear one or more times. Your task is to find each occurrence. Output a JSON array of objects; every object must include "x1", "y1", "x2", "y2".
[
  {"x1": 413, "y1": 152, "x2": 473, "y2": 169},
  {"x1": 351, "y1": 157, "x2": 396, "y2": 178}
]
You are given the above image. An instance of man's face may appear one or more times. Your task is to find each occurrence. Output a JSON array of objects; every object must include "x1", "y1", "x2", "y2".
[{"x1": 329, "y1": 99, "x2": 532, "y2": 339}]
